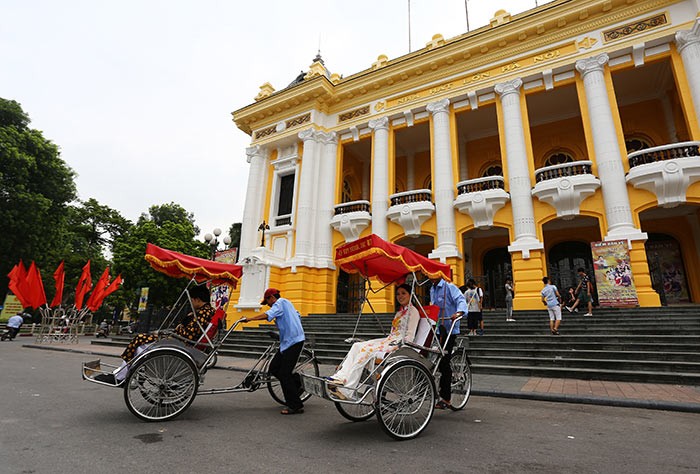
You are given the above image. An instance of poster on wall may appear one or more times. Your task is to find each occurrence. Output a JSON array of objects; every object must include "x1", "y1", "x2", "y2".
[
  {"x1": 646, "y1": 240, "x2": 690, "y2": 304},
  {"x1": 591, "y1": 240, "x2": 639, "y2": 307}
]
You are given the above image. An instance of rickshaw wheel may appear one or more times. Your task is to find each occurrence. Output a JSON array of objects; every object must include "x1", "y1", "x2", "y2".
[
  {"x1": 267, "y1": 349, "x2": 319, "y2": 405},
  {"x1": 124, "y1": 350, "x2": 199, "y2": 422},
  {"x1": 335, "y1": 402, "x2": 375, "y2": 422},
  {"x1": 375, "y1": 360, "x2": 435, "y2": 440},
  {"x1": 449, "y1": 346, "x2": 472, "y2": 410}
]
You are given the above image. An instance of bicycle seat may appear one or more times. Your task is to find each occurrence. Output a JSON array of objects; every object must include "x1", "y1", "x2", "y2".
[{"x1": 267, "y1": 330, "x2": 280, "y2": 341}]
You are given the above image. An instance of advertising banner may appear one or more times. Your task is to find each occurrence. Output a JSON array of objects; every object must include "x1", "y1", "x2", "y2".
[
  {"x1": 214, "y1": 248, "x2": 238, "y2": 264},
  {"x1": 138, "y1": 287, "x2": 149, "y2": 312},
  {"x1": 591, "y1": 240, "x2": 638, "y2": 307},
  {"x1": 646, "y1": 240, "x2": 690, "y2": 304},
  {"x1": 1, "y1": 294, "x2": 24, "y2": 321}
]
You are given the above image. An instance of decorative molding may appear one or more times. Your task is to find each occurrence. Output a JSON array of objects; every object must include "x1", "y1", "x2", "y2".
[
  {"x1": 577, "y1": 36, "x2": 598, "y2": 49},
  {"x1": 254, "y1": 125, "x2": 277, "y2": 140},
  {"x1": 575, "y1": 53, "x2": 609, "y2": 77},
  {"x1": 245, "y1": 145, "x2": 267, "y2": 164},
  {"x1": 387, "y1": 190, "x2": 435, "y2": 237},
  {"x1": 426, "y1": 98, "x2": 450, "y2": 115},
  {"x1": 532, "y1": 173, "x2": 601, "y2": 220},
  {"x1": 286, "y1": 113, "x2": 311, "y2": 129},
  {"x1": 603, "y1": 13, "x2": 667, "y2": 43},
  {"x1": 454, "y1": 188, "x2": 510, "y2": 230},
  {"x1": 627, "y1": 157, "x2": 700, "y2": 208},
  {"x1": 368, "y1": 116, "x2": 389, "y2": 131},
  {"x1": 495, "y1": 78, "x2": 523, "y2": 98},
  {"x1": 338, "y1": 105, "x2": 370, "y2": 123}
]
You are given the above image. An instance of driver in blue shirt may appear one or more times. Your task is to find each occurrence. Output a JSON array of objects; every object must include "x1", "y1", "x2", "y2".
[
  {"x1": 430, "y1": 277, "x2": 467, "y2": 410},
  {"x1": 243, "y1": 288, "x2": 306, "y2": 415}
]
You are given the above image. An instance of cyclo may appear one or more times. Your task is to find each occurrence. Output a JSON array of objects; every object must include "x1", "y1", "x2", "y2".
[
  {"x1": 82, "y1": 243, "x2": 319, "y2": 421},
  {"x1": 299, "y1": 234, "x2": 472, "y2": 440}
]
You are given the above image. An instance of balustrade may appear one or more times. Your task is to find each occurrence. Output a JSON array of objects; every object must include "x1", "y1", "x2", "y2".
[
  {"x1": 628, "y1": 142, "x2": 700, "y2": 168},
  {"x1": 535, "y1": 161, "x2": 593, "y2": 183}
]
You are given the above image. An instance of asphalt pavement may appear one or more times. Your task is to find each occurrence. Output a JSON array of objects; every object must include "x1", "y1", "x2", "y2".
[{"x1": 19, "y1": 335, "x2": 700, "y2": 414}]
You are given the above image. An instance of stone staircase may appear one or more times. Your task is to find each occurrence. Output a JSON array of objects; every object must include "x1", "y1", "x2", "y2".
[{"x1": 91, "y1": 307, "x2": 700, "y2": 385}]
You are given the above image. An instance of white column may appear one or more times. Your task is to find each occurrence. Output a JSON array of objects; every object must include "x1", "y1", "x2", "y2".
[
  {"x1": 407, "y1": 152, "x2": 415, "y2": 190},
  {"x1": 576, "y1": 54, "x2": 646, "y2": 241},
  {"x1": 294, "y1": 129, "x2": 321, "y2": 264},
  {"x1": 494, "y1": 79, "x2": 543, "y2": 258},
  {"x1": 369, "y1": 117, "x2": 390, "y2": 239},
  {"x1": 676, "y1": 21, "x2": 700, "y2": 125},
  {"x1": 239, "y1": 145, "x2": 268, "y2": 259},
  {"x1": 315, "y1": 131, "x2": 339, "y2": 267},
  {"x1": 427, "y1": 99, "x2": 459, "y2": 260}
]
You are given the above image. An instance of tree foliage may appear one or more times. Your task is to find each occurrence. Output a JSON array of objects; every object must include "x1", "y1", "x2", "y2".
[
  {"x1": 228, "y1": 222, "x2": 241, "y2": 253},
  {"x1": 0, "y1": 98, "x2": 77, "y2": 294},
  {"x1": 112, "y1": 203, "x2": 210, "y2": 308}
]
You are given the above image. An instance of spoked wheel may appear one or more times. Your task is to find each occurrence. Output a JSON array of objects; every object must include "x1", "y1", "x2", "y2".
[
  {"x1": 449, "y1": 346, "x2": 472, "y2": 410},
  {"x1": 267, "y1": 349, "x2": 319, "y2": 405},
  {"x1": 335, "y1": 402, "x2": 375, "y2": 422},
  {"x1": 375, "y1": 360, "x2": 435, "y2": 440},
  {"x1": 124, "y1": 350, "x2": 199, "y2": 422}
]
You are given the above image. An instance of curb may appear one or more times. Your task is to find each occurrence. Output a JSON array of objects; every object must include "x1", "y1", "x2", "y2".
[{"x1": 472, "y1": 389, "x2": 700, "y2": 413}]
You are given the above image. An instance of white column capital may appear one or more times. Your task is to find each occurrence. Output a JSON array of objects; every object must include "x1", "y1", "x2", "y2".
[
  {"x1": 675, "y1": 20, "x2": 700, "y2": 53},
  {"x1": 245, "y1": 145, "x2": 268, "y2": 163},
  {"x1": 494, "y1": 78, "x2": 523, "y2": 98},
  {"x1": 426, "y1": 98, "x2": 451, "y2": 115},
  {"x1": 298, "y1": 128, "x2": 318, "y2": 142},
  {"x1": 368, "y1": 116, "x2": 389, "y2": 131},
  {"x1": 575, "y1": 53, "x2": 609, "y2": 77},
  {"x1": 316, "y1": 130, "x2": 338, "y2": 145}
]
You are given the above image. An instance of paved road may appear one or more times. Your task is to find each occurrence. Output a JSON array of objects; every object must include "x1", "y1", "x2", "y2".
[{"x1": 2, "y1": 345, "x2": 699, "y2": 474}]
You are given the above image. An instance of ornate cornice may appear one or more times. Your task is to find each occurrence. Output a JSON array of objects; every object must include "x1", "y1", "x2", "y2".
[
  {"x1": 426, "y1": 99, "x2": 450, "y2": 115},
  {"x1": 575, "y1": 53, "x2": 610, "y2": 77},
  {"x1": 495, "y1": 79, "x2": 523, "y2": 98},
  {"x1": 368, "y1": 116, "x2": 389, "y2": 131}
]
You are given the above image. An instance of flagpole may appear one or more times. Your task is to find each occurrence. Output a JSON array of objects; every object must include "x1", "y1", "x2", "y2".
[
  {"x1": 465, "y1": 0, "x2": 470, "y2": 32},
  {"x1": 408, "y1": 0, "x2": 412, "y2": 52}
]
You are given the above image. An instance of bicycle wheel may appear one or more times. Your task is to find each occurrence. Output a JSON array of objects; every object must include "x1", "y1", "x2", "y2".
[
  {"x1": 449, "y1": 346, "x2": 472, "y2": 410},
  {"x1": 335, "y1": 402, "x2": 375, "y2": 422},
  {"x1": 267, "y1": 349, "x2": 320, "y2": 405},
  {"x1": 124, "y1": 350, "x2": 198, "y2": 422},
  {"x1": 375, "y1": 360, "x2": 435, "y2": 440}
]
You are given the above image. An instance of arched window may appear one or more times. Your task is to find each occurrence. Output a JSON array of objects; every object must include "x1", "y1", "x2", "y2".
[
  {"x1": 544, "y1": 151, "x2": 574, "y2": 167},
  {"x1": 342, "y1": 179, "x2": 352, "y2": 202},
  {"x1": 481, "y1": 164, "x2": 503, "y2": 177},
  {"x1": 625, "y1": 136, "x2": 653, "y2": 153},
  {"x1": 422, "y1": 176, "x2": 432, "y2": 190}
]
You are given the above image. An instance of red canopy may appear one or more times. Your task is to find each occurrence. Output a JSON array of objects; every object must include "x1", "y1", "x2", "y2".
[
  {"x1": 335, "y1": 234, "x2": 452, "y2": 285},
  {"x1": 145, "y1": 243, "x2": 243, "y2": 286}
]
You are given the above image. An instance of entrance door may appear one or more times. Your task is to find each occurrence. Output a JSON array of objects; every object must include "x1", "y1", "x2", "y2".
[
  {"x1": 548, "y1": 241, "x2": 596, "y2": 302},
  {"x1": 645, "y1": 234, "x2": 691, "y2": 305},
  {"x1": 480, "y1": 248, "x2": 512, "y2": 309},
  {"x1": 336, "y1": 270, "x2": 363, "y2": 314}
]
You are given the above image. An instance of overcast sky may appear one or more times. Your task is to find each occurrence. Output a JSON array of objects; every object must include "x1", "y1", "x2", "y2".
[{"x1": 2, "y1": 0, "x2": 553, "y2": 243}]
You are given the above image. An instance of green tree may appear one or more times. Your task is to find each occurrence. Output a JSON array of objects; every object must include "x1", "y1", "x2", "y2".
[
  {"x1": 228, "y1": 222, "x2": 241, "y2": 252},
  {"x1": 112, "y1": 203, "x2": 209, "y2": 308},
  {"x1": 0, "y1": 98, "x2": 77, "y2": 295}
]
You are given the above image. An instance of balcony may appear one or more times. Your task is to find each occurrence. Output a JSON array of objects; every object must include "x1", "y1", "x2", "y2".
[
  {"x1": 453, "y1": 177, "x2": 509, "y2": 229},
  {"x1": 531, "y1": 161, "x2": 600, "y2": 220},
  {"x1": 386, "y1": 189, "x2": 435, "y2": 237},
  {"x1": 626, "y1": 141, "x2": 700, "y2": 208},
  {"x1": 330, "y1": 200, "x2": 371, "y2": 242}
]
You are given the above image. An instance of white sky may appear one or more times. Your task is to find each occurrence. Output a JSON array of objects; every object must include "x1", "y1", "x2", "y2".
[{"x1": 2, "y1": 0, "x2": 553, "y2": 242}]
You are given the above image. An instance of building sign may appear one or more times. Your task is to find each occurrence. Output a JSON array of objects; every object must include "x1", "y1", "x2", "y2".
[
  {"x1": 591, "y1": 240, "x2": 638, "y2": 307},
  {"x1": 646, "y1": 240, "x2": 690, "y2": 304},
  {"x1": 138, "y1": 287, "x2": 149, "y2": 312},
  {"x1": 1, "y1": 294, "x2": 24, "y2": 321},
  {"x1": 215, "y1": 248, "x2": 238, "y2": 264}
]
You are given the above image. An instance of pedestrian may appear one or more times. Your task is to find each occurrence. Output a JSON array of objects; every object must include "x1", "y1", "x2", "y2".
[
  {"x1": 242, "y1": 288, "x2": 306, "y2": 415},
  {"x1": 429, "y1": 276, "x2": 467, "y2": 410},
  {"x1": 571, "y1": 267, "x2": 594, "y2": 316},
  {"x1": 541, "y1": 276, "x2": 563, "y2": 335},
  {"x1": 5, "y1": 312, "x2": 24, "y2": 340},
  {"x1": 563, "y1": 286, "x2": 578, "y2": 312},
  {"x1": 475, "y1": 281, "x2": 485, "y2": 334},
  {"x1": 504, "y1": 278, "x2": 515, "y2": 322},
  {"x1": 463, "y1": 279, "x2": 482, "y2": 335}
]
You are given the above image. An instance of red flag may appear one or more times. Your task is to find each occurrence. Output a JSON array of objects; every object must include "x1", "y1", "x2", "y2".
[
  {"x1": 7, "y1": 262, "x2": 31, "y2": 308},
  {"x1": 50, "y1": 261, "x2": 65, "y2": 307},
  {"x1": 92, "y1": 274, "x2": 123, "y2": 310},
  {"x1": 86, "y1": 267, "x2": 110, "y2": 312},
  {"x1": 75, "y1": 260, "x2": 92, "y2": 310},
  {"x1": 25, "y1": 262, "x2": 47, "y2": 309}
]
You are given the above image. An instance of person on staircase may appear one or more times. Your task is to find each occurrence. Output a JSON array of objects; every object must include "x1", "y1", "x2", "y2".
[
  {"x1": 504, "y1": 278, "x2": 515, "y2": 322},
  {"x1": 541, "y1": 276, "x2": 563, "y2": 335}
]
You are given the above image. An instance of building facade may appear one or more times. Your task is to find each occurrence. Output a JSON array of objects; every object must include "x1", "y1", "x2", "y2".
[{"x1": 231, "y1": 0, "x2": 700, "y2": 317}]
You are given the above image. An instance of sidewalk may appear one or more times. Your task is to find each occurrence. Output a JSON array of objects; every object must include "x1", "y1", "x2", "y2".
[{"x1": 22, "y1": 336, "x2": 700, "y2": 414}]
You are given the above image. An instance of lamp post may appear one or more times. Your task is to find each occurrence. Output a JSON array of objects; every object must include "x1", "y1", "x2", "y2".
[
  {"x1": 258, "y1": 220, "x2": 270, "y2": 247},
  {"x1": 204, "y1": 228, "x2": 232, "y2": 261}
]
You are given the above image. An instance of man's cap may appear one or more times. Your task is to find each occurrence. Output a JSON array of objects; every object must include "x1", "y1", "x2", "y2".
[{"x1": 261, "y1": 288, "x2": 280, "y2": 305}]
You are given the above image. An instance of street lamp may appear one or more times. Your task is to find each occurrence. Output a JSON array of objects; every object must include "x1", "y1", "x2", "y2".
[{"x1": 204, "y1": 228, "x2": 232, "y2": 261}]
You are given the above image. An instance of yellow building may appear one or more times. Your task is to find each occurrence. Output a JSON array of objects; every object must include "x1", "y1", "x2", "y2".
[{"x1": 231, "y1": 0, "x2": 700, "y2": 318}]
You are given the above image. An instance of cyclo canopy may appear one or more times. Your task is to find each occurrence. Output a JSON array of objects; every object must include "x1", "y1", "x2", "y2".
[
  {"x1": 144, "y1": 243, "x2": 243, "y2": 286},
  {"x1": 334, "y1": 234, "x2": 452, "y2": 284}
]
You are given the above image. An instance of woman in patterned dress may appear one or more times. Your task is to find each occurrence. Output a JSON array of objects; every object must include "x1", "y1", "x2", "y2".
[{"x1": 328, "y1": 283, "x2": 420, "y2": 397}]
